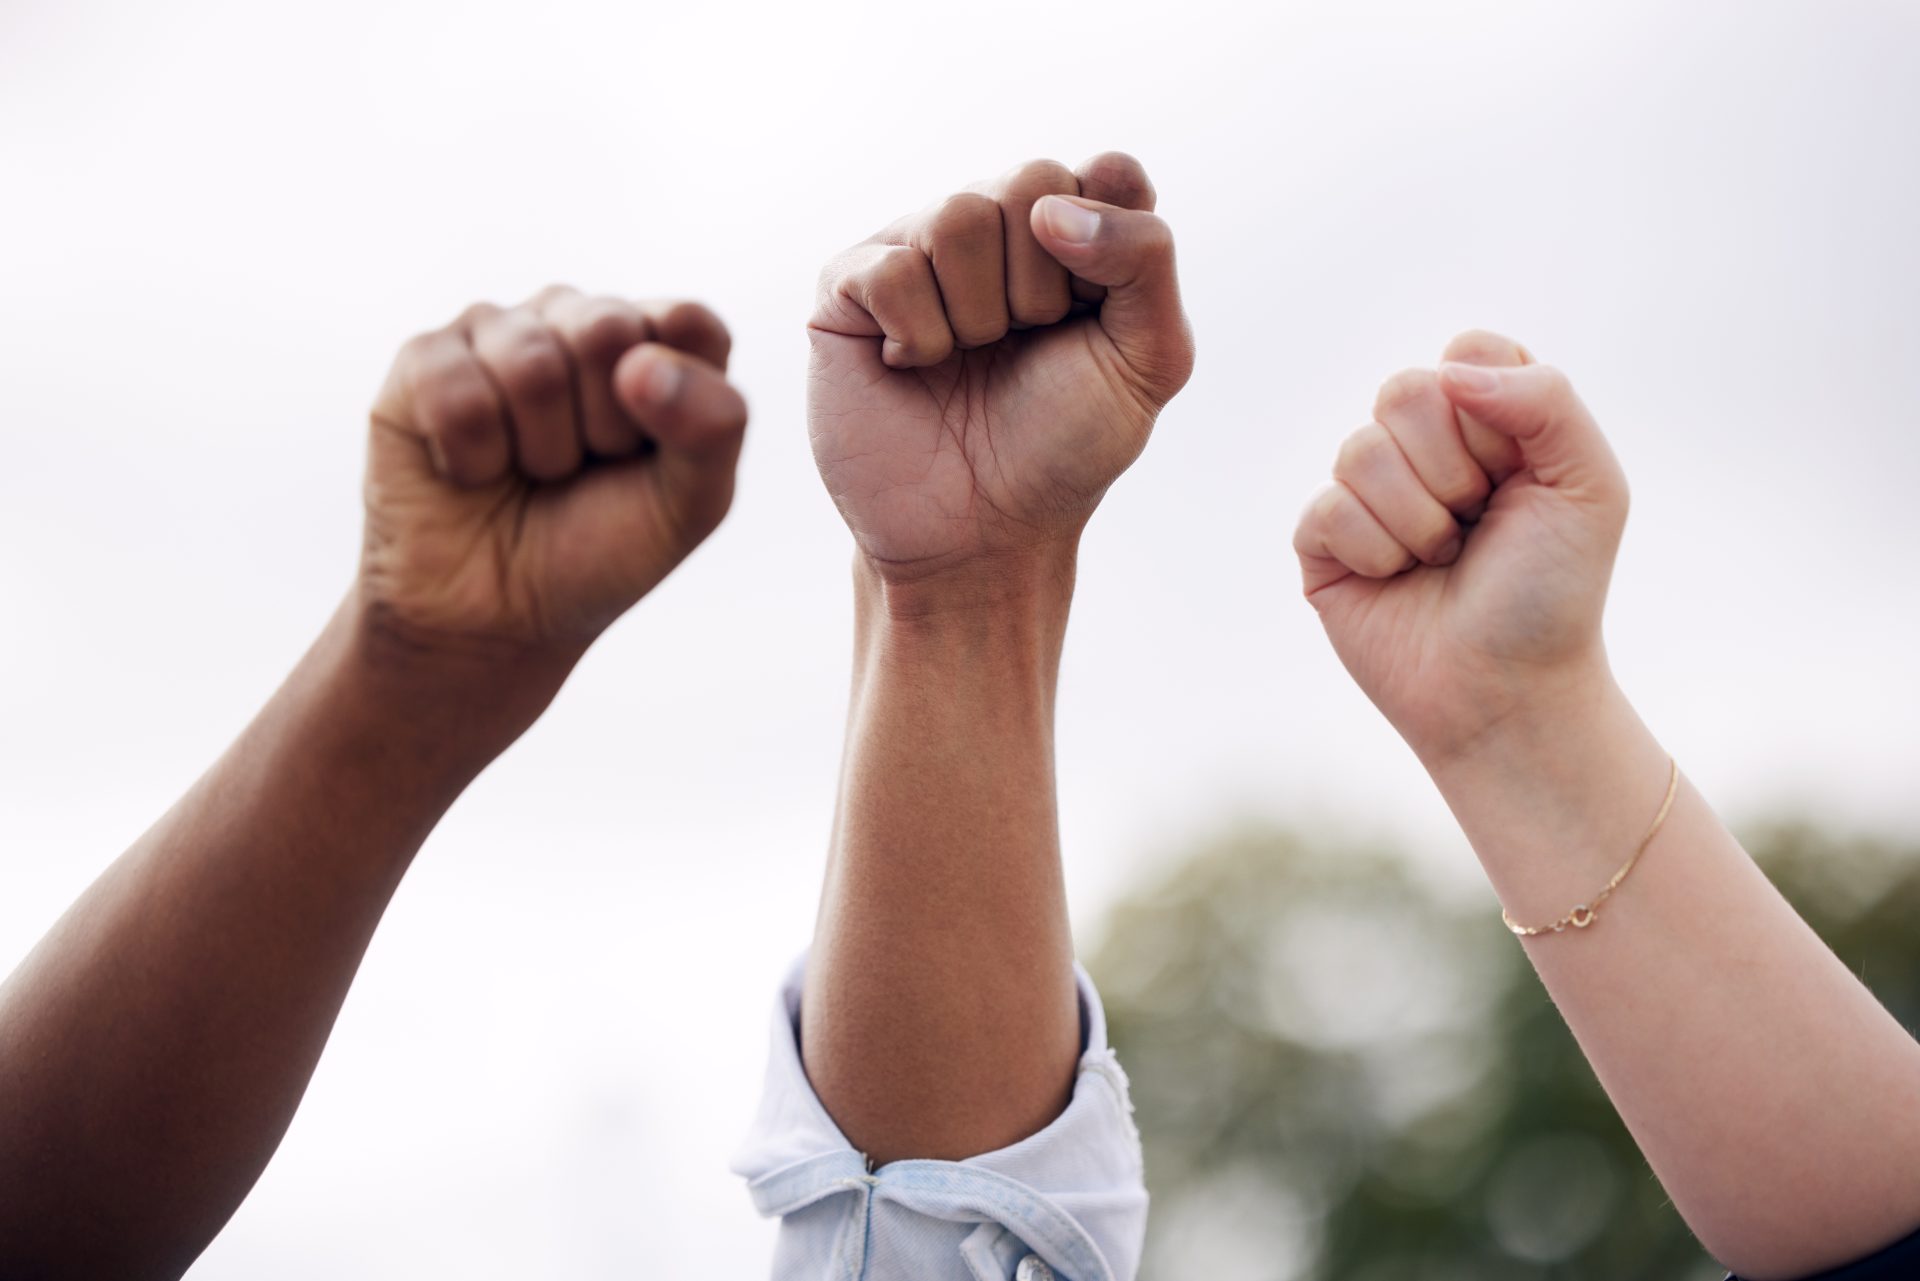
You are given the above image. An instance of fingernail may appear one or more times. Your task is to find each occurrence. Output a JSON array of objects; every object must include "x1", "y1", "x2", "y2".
[
  {"x1": 640, "y1": 355, "x2": 681, "y2": 404},
  {"x1": 1440, "y1": 361, "x2": 1500, "y2": 394},
  {"x1": 1041, "y1": 196, "x2": 1100, "y2": 246},
  {"x1": 1437, "y1": 535, "x2": 1464, "y2": 564}
]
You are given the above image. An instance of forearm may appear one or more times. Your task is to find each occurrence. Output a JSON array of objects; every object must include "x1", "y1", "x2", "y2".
[
  {"x1": 801, "y1": 551, "x2": 1082, "y2": 1166},
  {"x1": 1428, "y1": 677, "x2": 1920, "y2": 1281},
  {"x1": 0, "y1": 596, "x2": 544, "y2": 1279}
]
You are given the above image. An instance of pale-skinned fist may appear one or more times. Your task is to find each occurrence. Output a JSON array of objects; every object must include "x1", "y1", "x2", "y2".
[
  {"x1": 1294, "y1": 331, "x2": 1630, "y2": 761},
  {"x1": 359, "y1": 285, "x2": 748, "y2": 658},
  {"x1": 807, "y1": 153, "x2": 1195, "y2": 587}
]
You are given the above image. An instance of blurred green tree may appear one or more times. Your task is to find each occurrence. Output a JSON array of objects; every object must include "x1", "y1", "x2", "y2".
[{"x1": 1088, "y1": 821, "x2": 1920, "y2": 1281}]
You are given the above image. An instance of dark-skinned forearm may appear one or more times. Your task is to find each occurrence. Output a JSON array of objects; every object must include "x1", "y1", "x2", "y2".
[
  {"x1": 802, "y1": 550, "x2": 1082, "y2": 1167},
  {"x1": 0, "y1": 595, "x2": 562, "y2": 1280}
]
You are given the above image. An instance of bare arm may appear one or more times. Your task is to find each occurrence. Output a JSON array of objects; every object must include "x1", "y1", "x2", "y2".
[
  {"x1": 0, "y1": 286, "x2": 748, "y2": 1278},
  {"x1": 804, "y1": 556, "x2": 1078, "y2": 1162},
  {"x1": 800, "y1": 155, "x2": 1194, "y2": 1165},
  {"x1": 1294, "y1": 331, "x2": 1920, "y2": 1280},
  {"x1": 0, "y1": 602, "x2": 537, "y2": 1279},
  {"x1": 1434, "y1": 679, "x2": 1920, "y2": 1281}
]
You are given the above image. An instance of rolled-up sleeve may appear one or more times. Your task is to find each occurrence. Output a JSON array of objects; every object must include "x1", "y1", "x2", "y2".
[
  {"x1": 731, "y1": 954, "x2": 1147, "y2": 1281},
  {"x1": 1730, "y1": 1225, "x2": 1920, "y2": 1281}
]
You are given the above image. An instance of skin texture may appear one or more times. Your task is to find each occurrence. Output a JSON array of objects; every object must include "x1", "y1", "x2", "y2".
[
  {"x1": 0, "y1": 287, "x2": 747, "y2": 1280},
  {"x1": 801, "y1": 154, "x2": 1194, "y2": 1165},
  {"x1": 1295, "y1": 331, "x2": 1920, "y2": 1280}
]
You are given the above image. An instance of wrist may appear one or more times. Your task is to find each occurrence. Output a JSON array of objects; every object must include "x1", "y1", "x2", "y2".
[
  {"x1": 857, "y1": 538, "x2": 1078, "y2": 623},
  {"x1": 850, "y1": 544, "x2": 1076, "y2": 722},
  {"x1": 856, "y1": 537, "x2": 1082, "y2": 668},
  {"x1": 1400, "y1": 650, "x2": 1619, "y2": 770},
  {"x1": 323, "y1": 591, "x2": 577, "y2": 787},
  {"x1": 1422, "y1": 674, "x2": 1672, "y2": 929}
]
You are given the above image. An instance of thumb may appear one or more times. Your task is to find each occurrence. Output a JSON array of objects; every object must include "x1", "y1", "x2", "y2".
[
  {"x1": 546, "y1": 343, "x2": 746, "y2": 586},
  {"x1": 1031, "y1": 194, "x2": 1194, "y2": 402},
  {"x1": 1436, "y1": 362, "x2": 1625, "y2": 500}
]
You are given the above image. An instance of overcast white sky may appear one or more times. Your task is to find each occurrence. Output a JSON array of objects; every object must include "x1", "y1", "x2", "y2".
[{"x1": 4, "y1": 0, "x2": 1919, "y2": 1276}]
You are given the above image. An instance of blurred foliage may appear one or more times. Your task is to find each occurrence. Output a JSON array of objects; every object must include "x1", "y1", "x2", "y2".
[{"x1": 1088, "y1": 821, "x2": 1920, "y2": 1281}]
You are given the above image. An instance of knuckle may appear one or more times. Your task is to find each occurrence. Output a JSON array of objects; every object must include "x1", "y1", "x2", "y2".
[
  {"x1": 933, "y1": 191, "x2": 1001, "y2": 240},
  {"x1": 1296, "y1": 483, "x2": 1341, "y2": 540},
  {"x1": 1411, "y1": 511, "x2": 1460, "y2": 559},
  {"x1": 658, "y1": 299, "x2": 732, "y2": 361},
  {"x1": 1135, "y1": 211, "x2": 1175, "y2": 257},
  {"x1": 870, "y1": 244, "x2": 929, "y2": 295},
  {"x1": 455, "y1": 300, "x2": 501, "y2": 330},
  {"x1": 1442, "y1": 327, "x2": 1525, "y2": 365},
  {"x1": 1536, "y1": 363, "x2": 1575, "y2": 401},
  {"x1": 428, "y1": 386, "x2": 500, "y2": 455},
  {"x1": 394, "y1": 331, "x2": 442, "y2": 376},
  {"x1": 1333, "y1": 423, "x2": 1397, "y2": 480},
  {"x1": 527, "y1": 282, "x2": 581, "y2": 309},
  {"x1": 571, "y1": 299, "x2": 644, "y2": 367},
  {"x1": 1079, "y1": 150, "x2": 1155, "y2": 205},
  {"x1": 817, "y1": 255, "x2": 848, "y2": 299},
  {"x1": 400, "y1": 329, "x2": 439, "y2": 356},
  {"x1": 496, "y1": 329, "x2": 571, "y2": 404},
  {"x1": 905, "y1": 330, "x2": 954, "y2": 364},
  {"x1": 406, "y1": 340, "x2": 470, "y2": 399},
  {"x1": 1003, "y1": 158, "x2": 1077, "y2": 200},
  {"x1": 1437, "y1": 467, "x2": 1492, "y2": 511},
  {"x1": 1373, "y1": 367, "x2": 1439, "y2": 417}
]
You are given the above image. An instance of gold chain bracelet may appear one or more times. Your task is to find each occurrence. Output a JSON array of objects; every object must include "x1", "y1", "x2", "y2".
[{"x1": 1501, "y1": 757, "x2": 1680, "y2": 937}]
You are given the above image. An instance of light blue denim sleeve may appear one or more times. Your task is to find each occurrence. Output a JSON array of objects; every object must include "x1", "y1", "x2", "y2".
[{"x1": 731, "y1": 954, "x2": 1148, "y2": 1281}]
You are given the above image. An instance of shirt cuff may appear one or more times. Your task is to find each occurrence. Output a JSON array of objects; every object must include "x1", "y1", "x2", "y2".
[
  {"x1": 731, "y1": 952, "x2": 1147, "y2": 1281},
  {"x1": 1731, "y1": 1224, "x2": 1920, "y2": 1281}
]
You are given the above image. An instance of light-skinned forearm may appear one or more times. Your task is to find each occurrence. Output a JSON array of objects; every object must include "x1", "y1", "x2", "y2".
[
  {"x1": 801, "y1": 550, "x2": 1082, "y2": 1167},
  {"x1": 1427, "y1": 671, "x2": 1920, "y2": 1281},
  {"x1": 0, "y1": 596, "x2": 562, "y2": 1280}
]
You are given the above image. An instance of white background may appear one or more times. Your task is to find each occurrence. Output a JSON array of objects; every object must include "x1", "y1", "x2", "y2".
[{"x1": 3, "y1": 0, "x2": 1918, "y2": 1275}]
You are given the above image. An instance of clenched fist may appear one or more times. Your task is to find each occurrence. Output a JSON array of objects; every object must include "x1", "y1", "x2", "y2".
[
  {"x1": 360, "y1": 286, "x2": 747, "y2": 658},
  {"x1": 1294, "y1": 331, "x2": 1629, "y2": 761},
  {"x1": 807, "y1": 154, "x2": 1194, "y2": 586}
]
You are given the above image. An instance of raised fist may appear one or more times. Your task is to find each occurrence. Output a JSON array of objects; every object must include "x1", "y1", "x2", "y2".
[
  {"x1": 807, "y1": 154, "x2": 1194, "y2": 585},
  {"x1": 1293, "y1": 332, "x2": 1630, "y2": 761},
  {"x1": 360, "y1": 286, "x2": 747, "y2": 655}
]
